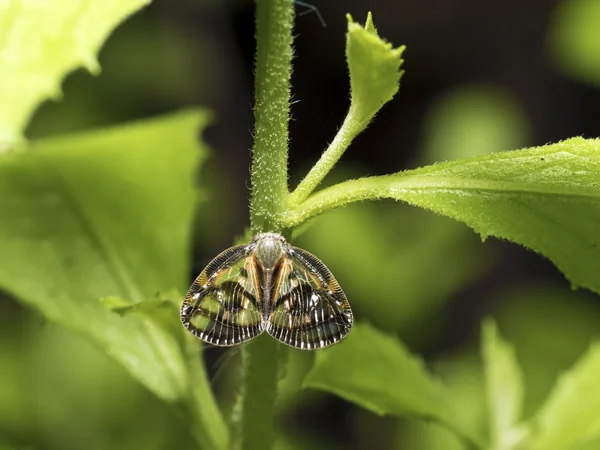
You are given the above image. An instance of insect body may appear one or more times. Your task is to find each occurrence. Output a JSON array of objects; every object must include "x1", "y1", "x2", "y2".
[{"x1": 180, "y1": 232, "x2": 353, "y2": 349}]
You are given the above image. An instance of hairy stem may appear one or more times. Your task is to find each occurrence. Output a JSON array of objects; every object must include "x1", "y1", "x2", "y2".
[
  {"x1": 249, "y1": 0, "x2": 294, "y2": 234},
  {"x1": 281, "y1": 174, "x2": 410, "y2": 228},
  {"x1": 240, "y1": 336, "x2": 286, "y2": 450},
  {"x1": 240, "y1": 0, "x2": 295, "y2": 448}
]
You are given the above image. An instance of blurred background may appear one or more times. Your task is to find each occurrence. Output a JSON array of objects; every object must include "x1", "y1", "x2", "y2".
[{"x1": 2, "y1": 0, "x2": 600, "y2": 448}]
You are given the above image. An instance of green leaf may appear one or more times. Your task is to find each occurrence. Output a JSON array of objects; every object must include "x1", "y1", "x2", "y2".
[
  {"x1": 303, "y1": 323, "x2": 485, "y2": 447},
  {"x1": 283, "y1": 137, "x2": 600, "y2": 295},
  {"x1": 526, "y1": 343, "x2": 600, "y2": 449},
  {"x1": 0, "y1": 110, "x2": 228, "y2": 449},
  {"x1": 0, "y1": 0, "x2": 151, "y2": 148},
  {"x1": 0, "y1": 110, "x2": 203, "y2": 399},
  {"x1": 100, "y1": 289, "x2": 183, "y2": 338},
  {"x1": 346, "y1": 12, "x2": 405, "y2": 129},
  {"x1": 547, "y1": 0, "x2": 600, "y2": 88},
  {"x1": 482, "y1": 320, "x2": 527, "y2": 450},
  {"x1": 400, "y1": 353, "x2": 487, "y2": 450},
  {"x1": 493, "y1": 284, "x2": 600, "y2": 418}
]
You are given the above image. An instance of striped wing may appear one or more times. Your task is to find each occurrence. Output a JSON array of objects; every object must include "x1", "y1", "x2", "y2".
[
  {"x1": 180, "y1": 245, "x2": 264, "y2": 346},
  {"x1": 266, "y1": 247, "x2": 353, "y2": 349}
]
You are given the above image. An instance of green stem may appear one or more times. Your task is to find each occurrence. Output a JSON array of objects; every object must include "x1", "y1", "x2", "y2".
[
  {"x1": 287, "y1": 104, "x2": 365, "y2": 206},
  {"x1": 240, "y1": 336, "x2": 286, "y2": 450},
  {"x1": 240, "y1": 0, "x2": 294, "y2": 449},
  {"x1": 249, "y1": 0, "x2": 295, "y2": 234},
  {"x1": 281, "y1": 173, "x2": 411, "y2": 228},
  {"x1": 183, "y1": 336, "x2": 229, "y2": 450}
]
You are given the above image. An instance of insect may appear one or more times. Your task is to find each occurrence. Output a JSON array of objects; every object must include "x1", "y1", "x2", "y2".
[{"x1": 180, "y1": 232, "x2": 353, "y2": 350}]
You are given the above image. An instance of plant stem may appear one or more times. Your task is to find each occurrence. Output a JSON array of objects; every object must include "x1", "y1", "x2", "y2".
[
  {"x1": 240, "y1": 336, "x2": 286, "y2": 450},
  {"x1": 281, "y1": 173, "x2": 408, "y2": 228},
  {"x1": 287, "y1": 104, "x2": 364, "y2": 206},
  {"x1": 240, "y1": 1, "x2": 294, "y2": 449},
  {"x1": 249, "y1": 0, "x2": 294, "y2": 234}
]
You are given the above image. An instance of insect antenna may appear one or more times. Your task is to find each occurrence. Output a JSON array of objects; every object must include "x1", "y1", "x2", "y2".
[{"x1": 295, "y1": 1, "x2": 326, "y2": 27}]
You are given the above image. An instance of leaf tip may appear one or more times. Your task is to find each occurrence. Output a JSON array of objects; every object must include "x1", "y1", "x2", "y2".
[
  {"x1": 394, "y1": 45, "x2": 407, "y2": 60},
  {"x1": 83, "y1": 55, "x2": 102, "y2": 75},
  {"x1": 99, "y1": 296, "x2": 134, "y2": 317},
  {"x1": 365, "y1": 12, "x2": 377, "y2": 34},
  {"x1": 46, "y1": 81, "x2": 64, "y2": 102},
  {"x1": 481, "y1": 317, "x2": 498, "y2": 343}
]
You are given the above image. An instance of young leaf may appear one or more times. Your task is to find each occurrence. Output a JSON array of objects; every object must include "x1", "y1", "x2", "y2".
[
  {"x1": 283, "y1": 137, "x2": 600, "y2": 296},
  {"x1": 0, "y1": 0, "x2": 151, "y2": 149},
  {"x1": 346, "y1": 12, "x2": 405, "y2": 129},
  {"x1": 303, "y1": 323, "x2": 485, "y2": 447},
  {"x1": 482, "y1": 320, "x2": 527, "y2": 450},
  {"x1": 526, "y1": 343, "x2": 600, "y2": 449},
  {"x1": 0, "y1": 110, "x2": 228, "y2": 449},
  {"x1": 288, "y1": 13, "x2": 404, "y2": 205}
]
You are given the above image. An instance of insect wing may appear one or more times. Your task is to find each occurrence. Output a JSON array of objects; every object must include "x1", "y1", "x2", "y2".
[
  {"x1": 181, "y1": 245, "x2": 264, "y2": 346},
  {"x1": 267, "y1": 247, "x2": 353, "y2": 349}
]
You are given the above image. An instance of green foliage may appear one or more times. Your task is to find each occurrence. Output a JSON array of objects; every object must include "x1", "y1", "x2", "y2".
[
  {"x1": 482, "y1": 321, "x2": 526, "y2": 450},
  {"x1": 287, "y1": 13, "x2": 404, "y2": 206},
  {"x1": 494, "y1": 286, "x2": 600, "y2": 418},
  {"x1": 297, "y1": 85, "x2": 530, "y2": 338},
  {"x1": 0, "y1": 111, "x2": 201, "y2": 397},
  {"x1": 2, "y1": 1, "x2": 600, "y2": 450},
  {"x1": 0, "y1": 111, "x2": 228, "y2": 450},
  {"x1": 101, "y1": 289, "x2": 183, "y2": 338},
  {"x1": 526, "y1": 344, "x2": 600, "y2": 449},
  {"x1": 398, "y1": 287, "x2": 600, "y2": 450},
  {"x1": 346, "y1": 12, "x2": 405, "y2": 130},
  {"x1": 0, "y1": 0, "x2": 151, "y2": 149},
  {"x1": 303, "y1": 323, "x2": 485, "y2": 447},
  {"x1": 0, "y1": 111, "x2": 204, "y2": 399},
  {"x1": 401, "y1": 315, "x2": 600, "y2": 450},
  {"x1": 400, "y1": 354, "x2": 487, "y2": 450},
  {"x1": 0, "y1": 316, "x2": 199, "y2": 450},
  {"x1": 282, "y1": 138, "x2": 600, "y2": 297}
]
